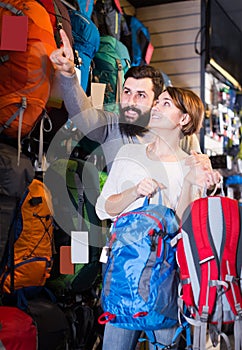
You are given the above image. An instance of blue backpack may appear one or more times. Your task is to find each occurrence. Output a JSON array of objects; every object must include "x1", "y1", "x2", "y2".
[
  {"x1": 68, "y1": 9, "x2": 100, "y2": 92},
  {"x1": 75, "y1": 0, "x2": 94, "y2": 18},
  {"x1": 121, "y1": 14, "x2": 153, "y2": 66},
  {"x1": 98, "y1": 198, "x2": 184, "y2": 348}
]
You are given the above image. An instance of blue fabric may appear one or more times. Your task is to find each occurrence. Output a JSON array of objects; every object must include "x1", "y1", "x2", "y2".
[
  {"x1": 102, "y1": 322, "x2": 180, "y2": 350},
  {"x1": 101, "y1": 202, "x2": 179, "y2": 333},
  {"x1": 69, "y1": 10, "x2": 100, "y2": 91},
  {"x1": 130, "y1": 16, "x2": 151, "y2": 66},
  {"x1": 76, "y1": 0, "x2": 94, "y2": 18}
]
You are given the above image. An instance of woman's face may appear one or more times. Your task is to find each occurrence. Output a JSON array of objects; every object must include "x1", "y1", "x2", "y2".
[{"x1": 149, "y1": 90, "x2": 185, "y2": 131}]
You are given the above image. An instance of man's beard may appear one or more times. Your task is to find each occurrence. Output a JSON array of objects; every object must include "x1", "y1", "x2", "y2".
[{"x1": 118, "y1": 105, "x2": 151, "y2": 137}]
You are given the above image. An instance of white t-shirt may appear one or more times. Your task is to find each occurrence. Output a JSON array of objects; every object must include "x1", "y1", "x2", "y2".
[{"x1": 96, "y1": 143, "x2": 192, "y2": 220}]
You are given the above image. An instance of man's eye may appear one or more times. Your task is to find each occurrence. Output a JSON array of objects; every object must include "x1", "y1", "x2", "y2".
[{"x1": 138, "y1": 93, "x2": 146, "y2": 99}]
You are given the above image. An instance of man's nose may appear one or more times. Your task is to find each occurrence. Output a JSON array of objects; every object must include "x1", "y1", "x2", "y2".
[{"x1": 129, "y1": 93, "x2": 138, "y2": 105}]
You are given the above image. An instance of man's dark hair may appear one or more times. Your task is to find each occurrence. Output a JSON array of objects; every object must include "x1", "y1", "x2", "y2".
[{"x1": 124, "y1": 65, "x2": 164, "y2": 100}]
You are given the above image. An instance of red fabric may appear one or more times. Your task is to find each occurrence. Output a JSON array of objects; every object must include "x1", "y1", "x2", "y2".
[
  {"x1": 0, "y1": 306, "x2": 37, "y2": 350},
  {"x1": 191, "y1": 198, "x2": 218, "y2": 316},
  {"x1": 220, "y1": 198, "x2": 242, "y2": 315}
]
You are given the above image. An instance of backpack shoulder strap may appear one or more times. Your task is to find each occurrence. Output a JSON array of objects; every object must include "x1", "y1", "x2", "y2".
[
  {"x1": 220, "y1": 197, "x2": 242, "y2": 316},
  {"x1": 0, "y1": 2, "x2": 23, "y2": 15}
]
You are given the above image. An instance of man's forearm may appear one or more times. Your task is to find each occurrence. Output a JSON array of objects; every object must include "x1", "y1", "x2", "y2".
[{"x1": 60, "y1": 72, "x2": 92, "y2": 117}]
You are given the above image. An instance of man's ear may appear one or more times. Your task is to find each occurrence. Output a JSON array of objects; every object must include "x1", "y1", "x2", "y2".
[{"x1": 180, "y1": 113, "x2": 190, "y2": 126}]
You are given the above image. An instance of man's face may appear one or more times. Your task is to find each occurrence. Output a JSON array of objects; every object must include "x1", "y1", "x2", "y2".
[{"x1": 119, "y1": 77, "x2": 155, "y2": 137}]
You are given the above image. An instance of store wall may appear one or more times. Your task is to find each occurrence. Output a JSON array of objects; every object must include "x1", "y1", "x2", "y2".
[
  {"x1": 122, "y1": 0, "x2": 202, "y2": 97},
  {"x1": 120, "y1": 0, "x2": 135, "y2": 15}
]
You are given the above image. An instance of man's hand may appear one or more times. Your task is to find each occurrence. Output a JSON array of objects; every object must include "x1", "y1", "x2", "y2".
[{"x1": 50, "y1": 29, "x2": 75, "y2": 77}]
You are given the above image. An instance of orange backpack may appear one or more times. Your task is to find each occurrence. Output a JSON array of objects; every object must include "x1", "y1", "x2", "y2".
[
  {"x1": 0, "y1": 178, "x2": 54, "y2": 295},
  {"x1": 0, "y1": 0, "x2": 57, "y2": 139}
]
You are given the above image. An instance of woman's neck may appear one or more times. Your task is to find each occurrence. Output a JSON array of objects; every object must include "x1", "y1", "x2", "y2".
[{"x1": 146, "y1": 133, "x2": 187, "y2": 162}]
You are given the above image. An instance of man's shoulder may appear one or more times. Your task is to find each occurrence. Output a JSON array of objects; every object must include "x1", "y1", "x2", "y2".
[{"x1": 116, "y1": 143, "x2": 146, "y2": 158}]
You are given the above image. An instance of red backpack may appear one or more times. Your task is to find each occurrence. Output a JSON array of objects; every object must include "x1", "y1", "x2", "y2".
[{"x1": 175, "y1": 195, "x2": 242, "y2": 349}]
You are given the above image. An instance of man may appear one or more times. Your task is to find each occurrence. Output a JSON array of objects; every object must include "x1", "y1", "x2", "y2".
[{"x1": 50, "y1": 29, "x2": 211, "y2": 174}]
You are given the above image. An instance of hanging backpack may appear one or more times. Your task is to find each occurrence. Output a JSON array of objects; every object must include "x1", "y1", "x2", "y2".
[
  {"x1": 0, "y1": 0, "x2": 56, "y2": 140},
  {"x1": 121, "y1": 14, "x2": 154, "y2": 67},
  {"x1": 44, "y1": 158, "x2": 102, "y2": 296},
  {"x1": 68, "y1": 8, "x2": 100, "y2": 92},
  {"x1": 92, "y1": 0, "x2": 123, "y2": 40},
  {"x1": 0, "y1": 176, "x2": 54, "y2": 305},
  {"x1": 98, "y1": 197, "x2": 185, "y2": 349},
  {"x1": 0, "y1": 143, "x2": 34, "y2": 262},
  {"x1": 37, "y1": 0, "x2": 73, "y2": 48},
  {"x1": 0, "y1": 306, "x2": 37, "y2": 350},
  {"x1": 26, "y1": 297, "x2": 71, "y2": 350},
  {"x1": 175, "y1": 194, "x2": 242, "y2": 350},
  {"x1": 93, "y1": 35, "x2": 131, "y2": 112},
  {"x1": 76, "y1": 0, "x2": 94, "y2": 18}
]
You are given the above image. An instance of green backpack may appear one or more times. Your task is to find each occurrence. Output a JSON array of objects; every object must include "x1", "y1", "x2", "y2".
[
  {"x1": 44, "y1": 158, "x2": 104, "y2": 296},
  {"x1": 93, "y1": 36, "x2": 131, "y2": 112}
]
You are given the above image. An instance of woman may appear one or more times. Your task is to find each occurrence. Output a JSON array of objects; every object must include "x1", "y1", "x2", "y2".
[{"x1": 96, "y1": 87, "x2": 216, "y2": 350}]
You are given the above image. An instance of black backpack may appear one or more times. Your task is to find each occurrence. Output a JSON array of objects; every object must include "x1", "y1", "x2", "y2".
[
  {"x1": 92, "y1": 0, "x2": 123, "y2": 40},
  {"x1": 44, "y1": 157, "x2": 103, "y2": 296}
]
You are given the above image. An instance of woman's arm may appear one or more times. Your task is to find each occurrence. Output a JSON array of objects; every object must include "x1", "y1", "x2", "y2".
[
  {"x1": 105, "y1": 178, "x2": 160, "y2": 217},
  {"x1": 175, "y1": 161, "x2": 213, "y2": 219},
  {"x1": 95, "y1": 144, "x2": 161, "y2": 220}
]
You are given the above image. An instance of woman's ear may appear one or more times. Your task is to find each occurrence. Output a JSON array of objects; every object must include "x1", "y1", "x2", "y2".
[{"x1": 180, "y1": 113, "x2": 190, "y2": 126}]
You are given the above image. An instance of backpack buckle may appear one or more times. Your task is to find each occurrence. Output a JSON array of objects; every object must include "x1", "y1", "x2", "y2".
[{"x1": 200, "y1": 306, "x2": 209, "y2": 322}]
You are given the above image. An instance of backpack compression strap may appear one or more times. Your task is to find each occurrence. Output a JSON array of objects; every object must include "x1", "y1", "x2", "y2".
[
  {"x1": 219, "y1": 198, "x2": 242, "y2": 350},
  {"x1": 0, "y1": 2, "x2": 24, "y2": 15}
]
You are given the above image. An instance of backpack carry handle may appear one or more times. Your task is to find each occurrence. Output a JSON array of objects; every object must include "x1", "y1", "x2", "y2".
[
  {"x1": 207, "y1": 177, "x2": 225, "y2": 197},
  {"x1": 98, "y1": 311, "x2": 116, "y2": 325},
  {"x1": 143, "y1": 188, "x2": 163, "y2": 207}
]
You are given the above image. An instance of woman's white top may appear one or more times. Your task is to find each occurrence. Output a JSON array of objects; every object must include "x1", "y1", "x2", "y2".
[{"x1": 96, "y1": 143, "x2": 193, "y2": 221}]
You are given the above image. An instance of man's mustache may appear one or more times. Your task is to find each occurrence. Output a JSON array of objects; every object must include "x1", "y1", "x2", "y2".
[{"x1": 122, "y1": 106, "x2": 142, "y2": 115}]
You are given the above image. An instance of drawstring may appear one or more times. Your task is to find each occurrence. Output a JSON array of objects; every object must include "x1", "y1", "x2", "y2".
[{"x1": 17, "y1": 97, "x2": 27, "y2": 166}]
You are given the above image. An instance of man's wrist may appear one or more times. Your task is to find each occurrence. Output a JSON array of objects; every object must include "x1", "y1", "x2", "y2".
[{"x1": 61, "y1": 69, "x2": 76, "y2": 78}]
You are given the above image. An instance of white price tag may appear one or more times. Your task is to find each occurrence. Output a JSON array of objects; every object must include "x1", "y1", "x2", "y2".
[
  {"x1": 71, "y1": 231, "x2": 89, "y2": 263},
  {"x1": 99, "y1": 246, "x2": 109, "y2": 263}
]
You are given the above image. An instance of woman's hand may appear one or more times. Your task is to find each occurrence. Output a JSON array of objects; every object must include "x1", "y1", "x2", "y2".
[
  {"x1": 50, "y1": 29, "x2": 75, "y2": 76},
  {"x1": 136, "y1": 178, "x2": 164, "y2": 199}
]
